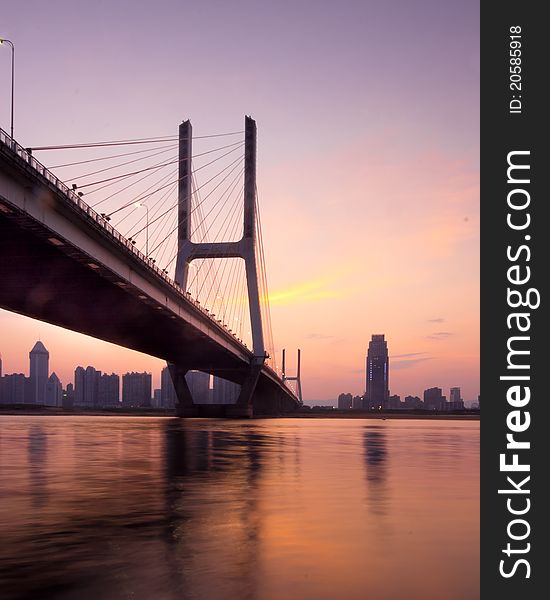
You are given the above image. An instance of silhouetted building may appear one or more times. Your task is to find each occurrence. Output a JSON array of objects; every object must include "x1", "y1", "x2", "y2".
[
  {"x1": 29, "y1": 341, "x2": 49, "y2": 404},
  {"x1": 352, "y1": 395, "x2": 363, "y2": 410},
  {"x1": 161, "y1": 366, "x2": 177, "y2": 408},
  {"x1": 44, "y1": 372, "x2": 62, "y2": 407},
  {"x1": 423, "y1": 387, "x2": 446, "y2": 410},
  {"x1": 63, "y1": 383, "x2": 75, "y2": 409},
  {"x1": 448, "y1": 386, "x2": 465, "y2": 410},
  {"x1": 212, "y1": 376, "x2": 240, "y2": 404},
  {"x1": 403, "y1": 395, "x2": 423, "y2": 409},
  {"x1": 365, "y1": 334, "x2": 389, "y2": 409},
  {"x1": 74, "y1": 366, "x2": 101, "y2": 407},
  {"x1": 0, "y1": 373, "x2": 26, "y2": 404},
  {"x1": 388, "y1": 394, "x2": 401, "y2": 409},
  {"x1": 186, "y1": 371, "x2": 210, "y2": 403},
  {"x1": 338, "y1": 393, "x2": 353, "y2": 409},
  {"x1": 153, "y1": 388, "x2": 162, "y2": 408},
  {"x1": 122, "y1": 372, "x2": 152, "y2": 407},
  {"x1": 98, "y1": 373, "x2": 120, "y2": 406}
]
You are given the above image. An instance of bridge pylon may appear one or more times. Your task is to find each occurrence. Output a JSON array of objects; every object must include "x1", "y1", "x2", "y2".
[
  {"x1": 169, "y1": 116, "x2": 265, "y2": 417},
  {"x1": 282, "y1": 348, "x2": 303, "y2": 404}
]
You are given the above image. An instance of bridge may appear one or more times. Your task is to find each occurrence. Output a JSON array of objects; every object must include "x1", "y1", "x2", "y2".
[{"x1": 0, "y1": 117, "x2": 302, "y2": 417}]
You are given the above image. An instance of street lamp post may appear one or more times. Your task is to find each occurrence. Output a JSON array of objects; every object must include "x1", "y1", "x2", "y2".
[{"x1": 0, "y1": 38, "x2": 14, "y2": 139}]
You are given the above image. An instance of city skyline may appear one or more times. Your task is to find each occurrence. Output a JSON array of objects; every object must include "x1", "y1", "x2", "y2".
[
  {"x1": 0, "y1": 337, "x2": 478, "y2": 404},
  {"x1": 1, "y1": 0, "x2": 479, "y2": 402}
]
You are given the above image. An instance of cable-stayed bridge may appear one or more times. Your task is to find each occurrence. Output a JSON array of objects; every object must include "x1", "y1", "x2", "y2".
[{"x1": 0, "y1": 117, "x2": 302, "y2": 417}]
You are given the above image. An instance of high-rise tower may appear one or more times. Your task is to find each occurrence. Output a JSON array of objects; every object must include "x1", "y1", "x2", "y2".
[
  {"x1": 29, "y1": 341, "x2": 49, "y2": 404},
  {"x1": 365, "y1": 334, "x2": 389, "y2": 409}
]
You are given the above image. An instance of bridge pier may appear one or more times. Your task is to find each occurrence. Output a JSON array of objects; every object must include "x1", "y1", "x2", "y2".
[{"x1": 168, "y1": 363, "x2": 199, "y2": 417}]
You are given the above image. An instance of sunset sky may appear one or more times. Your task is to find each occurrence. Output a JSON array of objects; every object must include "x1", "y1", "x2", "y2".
[{"x1": 1, "y1": 0, "x2": 479, "y2": 402}]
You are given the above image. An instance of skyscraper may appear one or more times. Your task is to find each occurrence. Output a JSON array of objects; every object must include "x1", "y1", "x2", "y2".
[
  {"x1": 74, "y1": 366, "x2": 101, "y2": 407},
  {"x1": 29, "y1": 341, "x2": 49, "y2": 404},
  {"x1": 365, "y1": 334, "x2": 389, "y2": 409},
  {"x1": 449, "y1": 387, "x2": 464, "y2": 410},
  {"x1": 44, "y1": 372, "x2": 62, "y2": 407},
  {"x1": 122, "y1": 372, "x2": 152, "y2": 407},
  {"x1": 98, "y1": 373, "x2": 120, "y2": 406}
]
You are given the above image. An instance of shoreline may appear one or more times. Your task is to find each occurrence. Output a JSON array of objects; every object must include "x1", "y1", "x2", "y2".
[{"x1": 0, "y1": 406, "x2": 479, "y2": 420}]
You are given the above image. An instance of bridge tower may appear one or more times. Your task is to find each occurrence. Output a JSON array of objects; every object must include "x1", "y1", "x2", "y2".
[
  {"x1": 169, "y1": 116, "x2": 265, "y2": 417},
  {"x1": 282, "y1": 348, "x2": 303, "y2": 404}
]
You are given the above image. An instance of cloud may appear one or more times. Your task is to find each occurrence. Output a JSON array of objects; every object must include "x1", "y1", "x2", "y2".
[
  {"x1": 306, "y1": 333, "x2": 335, "y2": 340},
  {"x1": 391, "y1": 352, "x2": 429, "y2": 359},
  {"x1": 427, "y1": 318, "x2": 445, "y2": 323},
  {"x1": 269, "y1": 277, "x2": 342, "y2": 305},
  {"x1": 427, "y1": 332, "x2": 454, "y2": 340},
  {"x1": 392, "y1": 356, "x2": 434, "y2": 370}
]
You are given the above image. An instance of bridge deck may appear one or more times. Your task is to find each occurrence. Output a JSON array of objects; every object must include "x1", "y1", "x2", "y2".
[{"x1": 0, "y1": 129, "x2": 299, "y2": 410}]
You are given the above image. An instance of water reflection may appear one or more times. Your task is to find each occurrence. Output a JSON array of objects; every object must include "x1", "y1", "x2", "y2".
[
  {"x1": 162, "y1": 421, "x2": 271, "y2": 600},
  {"x1": 363, "y1": 425, "x2": 388, "y2": 515},
  {"x1": 28, "y1": 425, "x2": 48, "y2": 508},
  {"x1": 0, "y1": 417, "x2": 479, "y2": 600}
]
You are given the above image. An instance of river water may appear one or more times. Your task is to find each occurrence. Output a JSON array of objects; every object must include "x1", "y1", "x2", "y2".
[{"x1": 0, "y1": 416, "x2": 479, "y2": 600}]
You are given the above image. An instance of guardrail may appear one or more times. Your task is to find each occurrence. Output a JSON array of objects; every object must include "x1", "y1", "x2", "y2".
[{"x1": 0, "y1": 128, "x2": 255, "y2": 352}]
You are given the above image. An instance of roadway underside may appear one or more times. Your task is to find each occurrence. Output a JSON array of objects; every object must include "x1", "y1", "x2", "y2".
[{"x1": 0, "y1": 210, "x2": 250, "y2": 384}]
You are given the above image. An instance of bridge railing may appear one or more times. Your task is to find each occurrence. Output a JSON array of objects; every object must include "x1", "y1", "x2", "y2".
[{"x1": 0, "y1": 127, "x2": 254, "y2": 351}]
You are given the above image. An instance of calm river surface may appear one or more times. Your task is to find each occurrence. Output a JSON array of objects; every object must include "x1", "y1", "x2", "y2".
[{"x1": 0, "y1": 417, "x2": 479, "y2": 600}]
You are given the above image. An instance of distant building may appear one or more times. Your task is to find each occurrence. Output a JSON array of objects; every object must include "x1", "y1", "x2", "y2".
[
  {"x1": 29, "y1": 341, "x2": 49, "y2": 404},
  {"x1": 212, "y1": 376, "x2": 240, "y2": 404},
  {"x1": 44, "y1": 372, "x2": 62, "y2": 407},
  {"x1": 338, "y1": 393, "x2": 353, "y2": 410},
  {"x1": 98, "y1": 373, "x2": 120, "y2": 406},
  {"x1": 388, "y1": 394, "x2": 401, "y2": 409},
  {"x1": 186, "y1": 371, "x2": 210, "y2": 404},
  {"x1": 352, "y1": 395, "x2": 363, "y2": 410},
  {"x1": 74, "y1": 366, "x2": 101, "y2": 407},
  {"x1": 365, "y1": 334, "x2": 389, "y2": 409},
  {"x1": 423, "y1": 387, "x2": 446, "y2": 410},
  {"x1": 63, "y1": 383, "x2": 75, "y2": 409},
  {"x1": 161, "y1": 366, "x2": 177, "y2": 408},
  {"x1": 448, "y1": 387, "x2": 465, "y2": 410},
  {"x1": 122, "y1": 372, "x2": 152, "y2": 407},
  {"x1": 403, "y1": 395, "x2": 423, "y2": 409},
  {"x1": 0, "y1": 373, "x2": 27, "y2": 404},
  {"x1": 153, "y1": 388, "x2": 162, "y2": 408}
]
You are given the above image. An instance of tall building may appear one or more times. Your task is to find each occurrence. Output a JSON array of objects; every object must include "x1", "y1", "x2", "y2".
[
  {"x1": 449, "y1": 387, "x2": 464, "y2": 410},
  {"x1": 29, "y1": 341, "x2": 49, "y2": 404},
  {"x1": 161, "y1": 366, "x2": 177, "y2": 408},
  {"x1": 63, "y1": 383, "x2": 75, "y2": 409},
  {"x1": 365, "y1": 334, "x2": 389, "y2": 409},
  {"x1": 98, "y1": 373, "x2": 120, "y2": 406},
  {"x1": 450, "y1": 387, "x2": 461, "y2": 403},
  {"x1": 122, "y1": 372, "x2": 152, "y2": 407},
  {"x1": 44, "y1": 372, "x2": 62, "y2": 407},
  {"x1": 0, "y1": 373, "x2": 26, "y2": 404},
  {"x1": 423, "y1": 387, "x2": 446, "y2": 410},
  {"x1": 74, "y1": 366, "x2": 101, "y2": 407}
]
